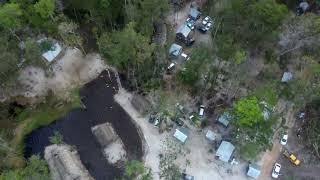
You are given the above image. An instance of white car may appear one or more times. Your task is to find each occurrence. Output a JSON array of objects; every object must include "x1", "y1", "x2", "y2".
[
  {"x1": 199, "y1": 105, "x2": 205, "y2": 117},
  {"x1": 167, "y1": 62, "x2": 176, "y2": 71},
  {"x1": 181, "y1": 53, "x2": 190, "y2": 61},
  {"x1": 202, "y1": 16, "x2": 211, "y2": 25},
  {"x1": 280, "y1": 134, "x2": 288, "y2": 145},
  {"x1": 271, "y1": 163, "x2": 281, "y2": 178}
]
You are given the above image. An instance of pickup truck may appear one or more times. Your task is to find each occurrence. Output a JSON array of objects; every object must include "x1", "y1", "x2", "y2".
[{"x1": 283, "y1": 150, "x2": 301, "y2": 166}]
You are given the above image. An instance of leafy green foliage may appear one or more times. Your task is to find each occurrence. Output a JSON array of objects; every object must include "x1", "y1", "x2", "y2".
[
  {"x1": 123, "y1": 160, "x2": 151, "y2": 180},
  {"x1": 0, "y1": 31, "x2": 20, "y2": 85},
  {"x1": 0, "y1": 3, "x2": 23, "y2": 29},
  {"x1": 233, "y1": 96, "x2": 263, "y2": 127},
  {"x1": 49, "y1": 131, "x2": 64, "y2": 144},
  {"x1": 126, "y1": 0, "x2": 169, "y2": 36},
  {"x1": 24, "y1": 38, "x2": 46, "y2": 68},
  {"x1": 98, "y1": 22, "x2": 155, "y2": 70},
  {"x1": 177, "y1": 47, "x2": 213, "y2": 87},
  {"x1": 98, "y1": 22, "x2": 158, "y2": 90},
  {"x1": 213, "y1": 0, "x2": 288, "y2": 59},
  {"x1": 58, "y1": 21, "x2": 84, "y2": 51},
  {"x1": 34, "y1": 0, "x2": 55, "y2": 19},
  {"x1": 1, "y1": 155, "x2": 50, "y2": 180}
]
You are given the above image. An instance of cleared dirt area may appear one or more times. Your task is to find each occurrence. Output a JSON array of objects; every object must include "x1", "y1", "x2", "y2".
[
  {"x1": 18, "y1": 48, "x2": 105, "y2": 101},
  {"x1": 115, "y1": 88, "x2": 249, "y2": 180}
]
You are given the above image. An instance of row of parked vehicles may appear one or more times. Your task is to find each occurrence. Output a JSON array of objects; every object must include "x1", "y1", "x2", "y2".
[
  {"x1": 271, "y1": 134, "x2": 301, "y2": 178},
  {"x1": 185, "y1": 16, "x2": 214, "y2": 33}
]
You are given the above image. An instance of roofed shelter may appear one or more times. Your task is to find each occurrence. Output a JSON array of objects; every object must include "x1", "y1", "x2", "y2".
[
  {"x1": 42, "y1": 43, "x2": 62, "y2": 62},
  {"x1": 217, "y1": 112, "x2": 232, "y2": 127},
  {"x1": 176, "y1": 24, "x2": 195, "y2": 46},
  {"x1": 189, "y1": 8, "x2": 201, "y2": 20},
  {"x1": 169, "y1": 43, "x2": 183, "y2": 58},
  {"x1": 247, "y1": 163, "x2": 261, "y2": 179},
  {"x1": 215, "y1": 141, "x2": 235, "y2": 162},
  {"x1": 174, "y1": 127, "x2": 189, "y2": 143}
]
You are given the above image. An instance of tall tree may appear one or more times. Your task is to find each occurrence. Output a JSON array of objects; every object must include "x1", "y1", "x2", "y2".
[
  {"x1": 125, "y1": 0, "x2": 169, "y2": 36},
  {"x1": 98, "y1": 22, "x2": 156, "y2": 89},
  {"x1": 0, "y1": 3, "x2": 22, "y2": 29},
  {"x1": 34, "y1": 0, "x2": 55, "y2": 19},
  {"x1": 233, "y1": 96, "x2": 264, "y2": 127}
]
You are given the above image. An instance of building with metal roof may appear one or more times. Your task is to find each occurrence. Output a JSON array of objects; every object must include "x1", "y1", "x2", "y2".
[
  {"x1": 173, "y1": 127, "x2": 189, "y2": 143},
  {"x1": 169, "y1": 43, "x2": 183, "y2": 57},
  {"x1": 189, "y1": 8, "x2": 201, "y2": 20},
  {"x1": 215, "y1": 141, "x2": 235, "y2": 162},
  {"x1": 205, "y1": 130, "x2": 217, "y2": 142},
  {"x1": 217, "y1": 112, "x2": 232, "y2": 127},
  {"x1": 176, "y1": 24, "x2": 192, "y2": 39},
  {"x1": 247, "y1": 163, "x2": 261, "y2": 179}
]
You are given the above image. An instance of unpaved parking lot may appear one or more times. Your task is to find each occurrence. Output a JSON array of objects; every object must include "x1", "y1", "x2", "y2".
[{"x1": 115, "y1": 88, "x2": 249, "y2": 180}]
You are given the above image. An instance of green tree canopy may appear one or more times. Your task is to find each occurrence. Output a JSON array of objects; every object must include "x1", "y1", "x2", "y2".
[
  {"x1": 1, "y1": 155, "x2": 50, "y2": 180},
  {"x1": 34, "y1": 0, "x2": 55, "y2": 19},
  {"x1": 98, "y1": 22, "x2": 155, "y2": 72},
  {"x1": 0, "y1": 3, "x2": 23, "y2": 29},
  {"x1": 123, "y1": 160, "x2": 151, "y2": 180},
  {"x1": 233, "y1": 96, "x2": 263, "y2": 127},
  {"x1": 126, "y1": 0, "x2": 169, "y2": 36},
  {"x1": 177, "y1": 47, "x2": 212, "y2": 87}
]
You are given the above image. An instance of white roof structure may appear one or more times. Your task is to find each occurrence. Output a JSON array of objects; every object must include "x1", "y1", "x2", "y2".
[
  {"x1": 205, "y1": 130, "x2": 217, "y2": 141},
  {"x1": 174, "y1": 128, "x2": 189, "y2": 143},
  {"x1": 42, "y1": 43, "x2": 62, "y2": 62},
  {"x1": 176, "y1": 24, "x2": 192, "y2": 38},
  {"x1": 215, "y1": 141, "x2": 235, "y2": 162},
  {"x1": 247, "y1": 163, "x2": 261, "y2": 179},
  {"x1": 281, "y1": 72, "x2": 293, "y2": 82}
]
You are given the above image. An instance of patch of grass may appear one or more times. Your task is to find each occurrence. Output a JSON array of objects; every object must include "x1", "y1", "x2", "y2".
[
  {"x1": 253, "y1": 83, "x2": 278, "y2": 106},
  {"x1": 7, "y1": 88, "x2": 81, "y2": 169},
  {"x1": 240, "y1": 142, "x2": 261, "y2": 161}
]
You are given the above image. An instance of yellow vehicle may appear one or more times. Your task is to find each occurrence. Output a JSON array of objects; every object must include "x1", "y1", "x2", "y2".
[{"x1": 283, "y1": 150, "x2": 301, "y2": 166}]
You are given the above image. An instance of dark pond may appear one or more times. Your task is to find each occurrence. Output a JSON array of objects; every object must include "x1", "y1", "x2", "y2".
[{"x1": 24, "y1": 70, "x2": 143, "y2": 180}]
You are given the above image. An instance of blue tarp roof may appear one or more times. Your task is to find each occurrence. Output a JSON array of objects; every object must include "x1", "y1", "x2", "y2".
[{"x1": 215, "y1": 141, "x2": 235, "y2": 162}]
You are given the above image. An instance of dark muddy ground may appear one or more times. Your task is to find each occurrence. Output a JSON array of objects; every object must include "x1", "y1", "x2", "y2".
[
  {"x1": 24, "y1": 70, "x2": 143, "y2": 180},
  {"x1": 278, "y1": 111, "x2": 320, "y2": 180}
]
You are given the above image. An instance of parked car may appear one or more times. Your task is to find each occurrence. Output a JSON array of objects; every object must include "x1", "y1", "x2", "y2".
[
  {"x1": 271, "y1": 163, "x2": 281, "y2": 178},
  {"x1": 186, "y1": 18, "x2": 195, "y2": 30},
  {"x1": 198, "y1": 16, "x2": 214, "y2": 33},
  {"x1": 182, "y1": 173, "x2": 194, "y2": 180},
  {"x1": 175, "y1": 118, "x2": 185, "y2": 127},
  {"x1": 202, "y1": 16, "x2": 212, "y2": 25},
  {"x1": 181, "y1": 52, "x2": 190, "y2": 61},
  {"x1": 280, "y1": 134, "x2": 288, "y2": 145},
  {"x1": 167, "y1": 62, "x2": 176, "y2": 71},
  {"x1": 199, "y1": 105, "x2": 205, "y2": 117},
  {"x1": 283, "y1": 150, "x2": 301, "y2": 166}
]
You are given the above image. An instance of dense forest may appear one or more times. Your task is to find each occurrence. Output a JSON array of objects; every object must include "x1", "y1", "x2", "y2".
[{"x1": 0, "y1": 0, "x2": 320, "y2": 179}]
